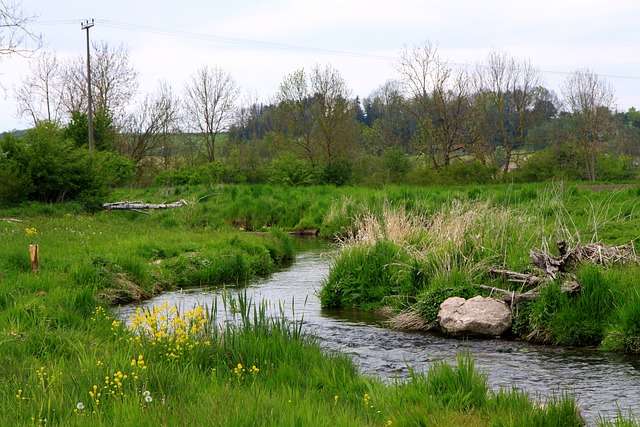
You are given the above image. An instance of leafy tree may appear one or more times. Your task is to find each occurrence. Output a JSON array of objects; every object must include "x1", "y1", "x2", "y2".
[{"x1": 64, "y1": 109, "x2": 116, "y2": 151}]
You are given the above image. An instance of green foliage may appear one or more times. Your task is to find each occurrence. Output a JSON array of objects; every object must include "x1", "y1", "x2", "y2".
[
  {"x1": 320, "y1": 241, "x2": 413, "y2": 309},
  {"x1": 0, "y1": 122, "x2": 108, "y2": 208},
  {"x1": 407, "y1": 160, "x2": 497, "y2": 185},
  {"x1": 513, "y1": 144, "x2": 636, "y2": 182},
  {"x1": 64, "y1": 109, "x2": 117, "y2": 151},
  {"x1": 94, "y1": 151, "x2": 135, "y2": 187},
  {"x1": 382, "y1": 147, "x2": 411, "y2": 182},
  {"x1": 321, "y1": 159, "x2": 353, "y2": 186},
  {"x1": 267, "y1": 154, "x2": 318, "y2": 185}
]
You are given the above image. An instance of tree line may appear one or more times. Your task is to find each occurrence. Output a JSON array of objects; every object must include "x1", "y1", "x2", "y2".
[{"x1": 6, "y1": 38, "x2": 640, "y2": 191}]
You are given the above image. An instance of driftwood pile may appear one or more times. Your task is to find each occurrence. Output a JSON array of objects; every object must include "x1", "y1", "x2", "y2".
[{"x1": 481, "y1": 240, "x2": 638, "y2": 305}]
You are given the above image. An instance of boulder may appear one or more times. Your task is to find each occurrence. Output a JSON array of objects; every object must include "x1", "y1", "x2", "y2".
[{"x1": 437, "y1": 296, "x2": 512, "y2": 336}]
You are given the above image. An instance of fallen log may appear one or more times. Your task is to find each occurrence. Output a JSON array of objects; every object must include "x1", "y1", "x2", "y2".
[
  {"x1": 0, "y1": 217, "x2": 22, "y2": 223},
  {"x1": 103, "y1": 200, "x2": 188, "y2": 211}
]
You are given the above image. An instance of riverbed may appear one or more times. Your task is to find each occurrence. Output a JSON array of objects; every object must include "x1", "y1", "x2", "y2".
[{"x1": 116, "y1": 249, "x2": 640, "y2": 423}]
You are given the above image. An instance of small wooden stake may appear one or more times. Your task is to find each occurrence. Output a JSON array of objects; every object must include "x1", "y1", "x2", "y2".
[{"x1": 29, "y1": 244, "x2": 39, "y2": 273}]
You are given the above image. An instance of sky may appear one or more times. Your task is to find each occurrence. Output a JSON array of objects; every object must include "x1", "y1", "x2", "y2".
[{"x1": 1, "y1": 0, "x2": 639, "y2": 131}]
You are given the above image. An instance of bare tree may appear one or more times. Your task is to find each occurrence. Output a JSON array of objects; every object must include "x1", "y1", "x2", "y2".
[
  {"x1": 397, "y1": 42, "x2": 438, "y2": 164},
  {"x1": 14, "y1": 51, "x2": 61, "y2": 125},
  {"x1": 184, "y1": 65, "x2": 239, "y2": 162},
  {"x1": 430, "y1": 59, "x2": 472, "y2": 166},
  {"x1": 0, "y1": 0, "x2": 39, "y2": 56},
  {"x1": 277, "y1": 68, "x2": 316, "y2": 163},
  {"x1": 61, "y1": 42, "x2": 138, "y2": 122},
  {"x1": 59, "y1": 56, "x2": 88, "y2": 114},
  {"x1": 480, "y1": 51, "x2": 517, "y2": 173},
  {"x1": 310, "y1": 64, "x2": 355, "y2": 162},
  {"x1": 120, "y1": 82, "x2": 180, "y2": 165},
  {"x1": 562, "y1": 69, "x2": 615, "y2": 181},
  {"x1": 510, "y1": 59, "x2": 541, "y2": 162}
]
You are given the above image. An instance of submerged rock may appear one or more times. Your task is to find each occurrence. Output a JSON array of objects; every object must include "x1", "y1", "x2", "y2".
[{"x1": 437, "y1": 296, "x2": 512, "y2": 336}]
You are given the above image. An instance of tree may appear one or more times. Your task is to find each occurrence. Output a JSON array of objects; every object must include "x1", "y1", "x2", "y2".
[
  {"x1": 64, "y1": 109, "x2": 117, "y2": 151},
  {"x1": 430, "y1": 59, "x2": 471, "y2": 167},
  {"x1": 184, "y1": 65, "x2": 239, "y2": 162},
  {"x1": 309, "y1": 64, "x2": 356, "y2": 163},
  {"x1": 0, "y1": 0, "x2": 39, "y2": 56},
  {"x1": 15, "y1": 51, "x2": 62, "y2": 125},
  {"x1": 276, "y1": 69, "x2": 316, "y2": 163},
  {"x1": 120, "y1": 83, "x2": 180, "y2": 165},
  {"x1": 477, "y1": 51, "x2": 517, "y2": 173},
  {"x1": 397, "y1": 42, "x2": 438, "y2": 165},
  {"x1": 61, "y1": 42, "x2": 138, "y2": 122},
  {"x1": 562, "y1": 69, "x2": 616, "y2": 181},
  {"x1": 363, "y1": 80, "x2": 412, "y2": 154}
]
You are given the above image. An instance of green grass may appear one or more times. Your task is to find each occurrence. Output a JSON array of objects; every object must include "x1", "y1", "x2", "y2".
[{"x1": 1, "y1": 182, "x2": 639, "y2": 425}]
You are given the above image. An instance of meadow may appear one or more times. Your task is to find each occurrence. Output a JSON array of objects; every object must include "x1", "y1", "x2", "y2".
[{"x1": 1, "y1": 182, "x2": 638, "y2": 425}]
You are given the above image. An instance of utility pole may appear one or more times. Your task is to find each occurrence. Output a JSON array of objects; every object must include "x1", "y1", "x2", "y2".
[{"x1": 81, "y1": 19, "x2": 95, "y2": 153}]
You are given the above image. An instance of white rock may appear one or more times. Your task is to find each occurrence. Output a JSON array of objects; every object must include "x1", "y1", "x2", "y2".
[{"x1": 437, "y1": 296, "x2": 512, "y2": 336}]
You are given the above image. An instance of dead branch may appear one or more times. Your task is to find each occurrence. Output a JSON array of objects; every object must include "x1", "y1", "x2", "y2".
[
  {"x1": 479, "y1": 278, "x2": 580, "y2": 305},
  {"x1": 103, "y1": 200, "x2": 188, "y2": 211},
  {"x1": 488, "y1": 268, "x2": 544, "y2": 287},
  {"x1": 530, "y1": 240, "x2": 638, "y2": 279}
]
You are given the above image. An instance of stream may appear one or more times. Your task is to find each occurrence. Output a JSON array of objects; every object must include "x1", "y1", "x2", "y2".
[{"x1": 116, "y1": 248, "x2": 640, "y2": 423}]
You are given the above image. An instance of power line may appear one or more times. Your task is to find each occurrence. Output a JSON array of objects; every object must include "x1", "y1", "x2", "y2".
[{"x1": 32, "y1": 18, "x2": 640, "y2": 81}]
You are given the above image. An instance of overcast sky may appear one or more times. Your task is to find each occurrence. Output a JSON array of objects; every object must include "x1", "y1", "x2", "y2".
[{"x1": 1, "y1": 0, "x2": 639, "y2": 131}]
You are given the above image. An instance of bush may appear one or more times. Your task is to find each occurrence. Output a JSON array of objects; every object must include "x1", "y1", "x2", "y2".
[
  {"x1": 407, "y1": 160, "x2": 497, "y2": 185},
  {"x1": 321, "y1": 159, "x2": 352, "y2": 186},
  {"x1": 512, "y1": 143, "x2": 636, "y2": 182},
  {"x1": 267, "y1": 154, "x2": 318, "y2": 185},
  {"x1": 382, "y1": 148, "x2": 411, "y2": 183},
  {"x1": 94, "y1": 151, "x2": 135, "y2": 187},
  {"x1": 0, "y1": 123, "x2": 108, "y2": 208}
]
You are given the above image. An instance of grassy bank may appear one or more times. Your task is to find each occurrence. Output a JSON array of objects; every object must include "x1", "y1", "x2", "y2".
[
  {"x1": 1, "y1": 182, "x2": 638, "y2": 425},
  {"x1": 0, "y1": 206, "x2": 592, "y2": 426},
  {"x1": 318, "y1": 185, "x2": 640, "y2": 353},
  {"x1": 107, "y1": 182, "x2": 640, "y2": 242}
]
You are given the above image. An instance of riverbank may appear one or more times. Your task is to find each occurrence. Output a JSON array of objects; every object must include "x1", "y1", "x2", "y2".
[
  {"x1": 1, "y1": 182, "x2": 638, "y2": 425},
  {"x1": 0, "y1": 206, "x2": 594, "y2": 426},
  {"x1": 319, "y1": 198, "x2": 640, "y2": 354}
]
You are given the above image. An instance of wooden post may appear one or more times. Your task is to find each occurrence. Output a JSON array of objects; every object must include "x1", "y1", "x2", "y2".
[{"x1": 29, "y1": 244, "x2": 39, "y2": 273}]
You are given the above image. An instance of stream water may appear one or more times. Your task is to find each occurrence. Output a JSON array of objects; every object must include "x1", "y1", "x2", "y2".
[{"x1": 116, "y1": 249, "x2": 640, "y2": 423}]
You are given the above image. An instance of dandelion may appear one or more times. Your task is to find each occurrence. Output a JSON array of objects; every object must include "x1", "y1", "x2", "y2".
[
  {"x1": 76, "y1": 402, "x2": 85, "y2": 411},
  {"x1": 145, "y1": 395, "x2": 153, "y2": 403},
  {"x1": 249, "y1": 365, "x2": 259, "y2": 375},
  {"x1": 143, "y1": 390, "x2": 151, "y2": 397}
]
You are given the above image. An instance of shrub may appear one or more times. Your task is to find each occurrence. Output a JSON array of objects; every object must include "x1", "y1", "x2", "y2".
[
  {"x1": 267, "y1": 154, "x2": 318, "y2": 185},
  {"x1": 382, "y1": 148, "x2": 411, "y2": 183},
  {"x1": 0, "y1": 122, "x2": 108, "y2": 208},
  {"x1": 321, "y1": 159, "x2": 352, "y2": 186}
]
